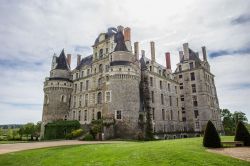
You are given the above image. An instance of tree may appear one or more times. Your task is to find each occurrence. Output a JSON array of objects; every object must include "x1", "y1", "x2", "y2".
[
  {"x1": 234, "y1": 121, "x2": 250, "y2": 146},
  {"x1": 233, "y1": 112, "x2": 248, "y2": 125},
  {"x1": 220, "y1": 109, "x2": 248, "y2": 135},
  {"x1": 203, "y1": 120, "x2": 221, "y2": 148}
]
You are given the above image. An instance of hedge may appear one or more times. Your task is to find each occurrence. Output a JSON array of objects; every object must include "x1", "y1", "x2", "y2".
[{"x1": 44, "y1": 120, "x2": 80, "y2": 140}]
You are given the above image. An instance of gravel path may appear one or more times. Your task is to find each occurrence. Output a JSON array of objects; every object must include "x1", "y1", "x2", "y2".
[
  {"x1": 207, "y1": 147, "x2": 250, "y2": 162},
  {"x1": 0, "y1": 140, "x2": 122, "y2": 154}
]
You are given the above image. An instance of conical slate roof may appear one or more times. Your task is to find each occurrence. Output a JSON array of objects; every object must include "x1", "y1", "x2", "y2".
[{"x1": 55, "y1": 49, "x2": 69, "y2": 70}]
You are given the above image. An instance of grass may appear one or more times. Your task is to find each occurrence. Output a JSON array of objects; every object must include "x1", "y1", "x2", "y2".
[{"x1": 0, "y1": 136, "x2": 249, "y2": 166}]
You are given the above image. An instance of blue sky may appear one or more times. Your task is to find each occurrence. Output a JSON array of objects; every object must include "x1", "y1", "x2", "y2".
[{"x1": 0, "y1": 0, "x2": 250, "y2": 124}]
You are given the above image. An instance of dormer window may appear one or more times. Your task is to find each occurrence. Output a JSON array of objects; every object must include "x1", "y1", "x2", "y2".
[{"x1": 99, "y1": 49, "x2": 103, "y2": 59}]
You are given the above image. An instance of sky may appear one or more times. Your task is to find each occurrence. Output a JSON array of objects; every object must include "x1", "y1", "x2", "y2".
[{"x1": 0, "y1": 0, "x2": 250, "y2": 124}]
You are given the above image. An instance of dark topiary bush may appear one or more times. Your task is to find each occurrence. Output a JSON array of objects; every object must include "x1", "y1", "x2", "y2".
[
  {"x1": 234, "y1": 121, "x2": 250, "y2": 146},
  {"x1": 203, "y1": 120, "x2": 221, "y2": 148}
]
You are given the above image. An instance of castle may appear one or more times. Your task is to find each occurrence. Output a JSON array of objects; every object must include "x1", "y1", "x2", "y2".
[{"x1": 41, "y1": 26, "x2": 223, "y2": 139}]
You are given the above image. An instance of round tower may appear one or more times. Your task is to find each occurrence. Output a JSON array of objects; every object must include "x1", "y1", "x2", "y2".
[
  {"x1": 41, "y1": 49, "x2": 73, "y2": 138},
  {"x1": 107, "y1": 27, "x2": 141, "y2": 139}
]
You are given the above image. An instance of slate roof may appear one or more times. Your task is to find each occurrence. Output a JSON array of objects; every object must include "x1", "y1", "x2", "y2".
[
  {"x1": 76, "y1": 55, "x2": 93, "y2": 70},
  {"x1": 180, "y1": 48, "x2": 201, "y2": 64},
  {"x1": 55, "y1": 49, "x2": 70, "y2": 70},
  {"x1": 94, "y1": 27, "x2": 117, "y2": 45}
]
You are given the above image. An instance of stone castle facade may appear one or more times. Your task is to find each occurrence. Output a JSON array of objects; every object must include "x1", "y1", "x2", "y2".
[{"x1": 41, "y1": 25, "x2": 223, "y2": 139}]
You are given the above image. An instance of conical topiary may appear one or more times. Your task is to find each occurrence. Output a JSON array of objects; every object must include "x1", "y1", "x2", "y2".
[
  {"x1": 234, "y1": 121, "x2": 250, "y2": 146},
  {"x1": 203, "y1": 120, "x2": 221, "y2": 148}
]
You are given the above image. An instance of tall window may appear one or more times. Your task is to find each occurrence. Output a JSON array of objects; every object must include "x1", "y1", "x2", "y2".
[
  {"x1": 61, "y1": 95, "x2": 66, "y2": 102},
  {"x1": 162, "y1": 109, "x2": 165, "y2": 120},
  {"x1": 161, "y1": 94, "x2": 164, "y2": 105},
  {"x1": 79, "y1": 95, "x2": 82, "y2": 107},
  {"x1": 152, "y1": 108, "x2": 155, "y2": 120},
  {"x1": 97, "y1": 92, "x2": 102, "y2": 104},
  {"x1": 99, "y1": 64, "x2": 103, "y2": 73},
  {"x1": 169, "y1": 96, "x2": 172, "y2": 106},
  {"x1": 74, "y1": 84, "x2": 77, "y2": 93},
  {"x1": 170, "y1": 110, "x2": 173, "y2": 120},
  {"x1": 116, "y1": 110, "x2": 122, "y2": 120},
  {"x1": 150, "y1": 77, "x2": 153, "y2": 86},
  {"x1": 97, "y1": 111, "x2": 102, "y2": 119},
  {"x1": 194, "y1": 110, "x2": 199, "y2": 118},
  {"x1": 189, "y1": 62, "x2": 194, "y2": 69},
  {"x1": 78, "y1": 111, "x2": 81, "y2": 121},
  {"x1": 86, "y1": 80, "x2": 89, "y2": 90},
  {"x1": 85, "y1": 94, "x2": 88, "y2": 106},
  {"x1": 87, "y1": 69, "x2": 90, "y2": 75},
  {"x1": 105, "y1": 91, "x2": 111, "y2": 102},
  {"x1": 80, "y1": 82, "x2": 83, "y2": 91},
  {"x1": 73, "y1": 96, "x2": 76, "y2": 108},
  {"x1": 176, "y1": 97, "x2": 179, "y2": 106},
  {"x1": 193, "y1": 96, "x2": 198, "y2": 106},
  {"x1": 179, "y1": 74, "x2": 182, "y2": 79},
  {"x1": 168, "y1": 83, "x2": 170, "y2": 91},
  {"x1": 195, "y1": 122, "x2": 200, "y2": 128},
  {"x1": 81, "y1": 71, "x2": 84, "y2": 77},
  {"x1": 190, "y1": 72, "x2": 195, "y2": 81},
  {"x1": 180, "y1": 95, "x2": 184, "y2": 101},
  {"x1": 99, "y1": 49, "x2": 103, "y2": 59},
  {"x1": 151, "y1": 91, "x2": 154, "y2": 103},
  {"x1": 92, "y1": 110, "x2": 95, "y2": 120},
  {"x1": 191, "y1": 84, "x2": 196, "y2": 93},
  {"x1": 84, "y1": 110, "x2": 87, "y2": 121},
  {"x1": 179, "y1": 83, "x2": 183, "y2": 90},
  {"x1": 159, "y1": 80, "x2": 163, "y2": 89}
]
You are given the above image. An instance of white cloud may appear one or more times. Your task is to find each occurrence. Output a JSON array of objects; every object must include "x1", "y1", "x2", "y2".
[{"x1": 0, "y1": 0, "x2": 250, "y2": 124}]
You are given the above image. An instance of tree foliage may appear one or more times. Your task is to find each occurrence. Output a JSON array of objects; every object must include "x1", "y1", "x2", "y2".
[
  {"x1": 234, "y1": 121, "x2": 250, "y2": 146},
  {"x1": 203, "y1": 120, "x2": 221, "y2": 148},
  {"x1": 220, "y1": 109, "x2": 248, "y2": 135}
]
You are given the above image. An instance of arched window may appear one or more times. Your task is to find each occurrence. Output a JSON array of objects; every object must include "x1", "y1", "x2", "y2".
[
  {"x1": 98, "y1": 78, "x2": 102, "y2": 86},
  {"x1": 97, "y1": 92, "x2": 102, "y2": 104},
  {"x1": 99, "y1": 49, "x2": 103, "y2": 59},
  {"x1": 97, "y1": 111, "x2": 102, "y2": 119},
  {"x1": 44, "y1": 95, "x2": 49, "y2": 104},
  {"x1": 99, "y1": 64, "x2": 103, "y2": 73},
  {"x1": 61, "y1": 95, "x2": 66, "y2": 102}
]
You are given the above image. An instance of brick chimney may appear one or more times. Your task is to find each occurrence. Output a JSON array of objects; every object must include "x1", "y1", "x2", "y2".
[
  {"x1": 165, "y1": 52, "x2": 171, "y2": 69},
  {"x1": 67, "y1": 54, "x2": 71, "y2": 67},
  {"x1": 202, "y1": 46, "x2": 207, "y2": 61},
  {"x1": 124, "y1": 27, "x2": 131, "y2": 41},
  {"x1": 150, "y1": 41, "x2": 155, "y2": 62},
  {"x1": 183, "y1": 43, "x2": 189, "y2": 61},
  {"x1": 77, "y1": 54, "x2": 81, "y2": 66},
  {"x1": 134, "y1": 42, "x2": 139, "y2": 60}
]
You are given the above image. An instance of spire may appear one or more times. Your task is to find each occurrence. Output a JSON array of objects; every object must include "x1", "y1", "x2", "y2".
[{"x1": 55, "y1": 49, "x2": 70, "y2": 70}]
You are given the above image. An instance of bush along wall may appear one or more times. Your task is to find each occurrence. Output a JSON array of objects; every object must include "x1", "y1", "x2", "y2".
[{"x1": 44, "y1": 120, "x2": 80, "y2": 140}]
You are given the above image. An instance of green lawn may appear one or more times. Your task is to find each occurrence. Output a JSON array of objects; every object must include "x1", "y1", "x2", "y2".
[{"x1": 0, "y1": 136, "x2": 249, "y2": 166}]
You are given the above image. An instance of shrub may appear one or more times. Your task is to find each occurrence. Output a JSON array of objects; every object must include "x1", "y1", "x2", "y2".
[
  {"x1": 203, "y1": 120, "x2": 221, "y2": 148},
  {"x1": 72, "y1": 129, "x2": 84, "y2": 138},
  {"x1": 234, "y1": 121, "x2": 250, "y2": 146},
  {"x1": 65, "y1": 133, "x2": 73, "y2": 140},
  {"x1": 84, "y1": 134, "x2": 94, "y2": 141},
  {"x1": 44, "y1": 120, "x2": 80, "y2": 140}
]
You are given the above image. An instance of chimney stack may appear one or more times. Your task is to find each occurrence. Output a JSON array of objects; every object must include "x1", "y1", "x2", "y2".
[
  {"x1": 77, "y1": 54, "x2": 81, "y2": 66},
  {"x1": 117, "y1": 25, "x2": 124, "y2": 32},
  {"x1": 67, "y1": 54, "x2": 71, "y2": 67},
  {"x1": 179, "y1": 51, "x2": 184, "y2": 62},
  {"x1": 134, "y1": 42, "x2": 139, "y2": 60},
  {"x1": 141, "y1": 50, "x2": 145, "y2": 58},
  {"x1": 124, "y1": 27, "x2": 131, "y2": 41},
  {"x1": 183, "y1": 43, "x2": 189, "y2": 61},
  {"x1": 150, "y1": 41, "x2": 155, "y2": 62},
  {"x1": 165, "y1": 52, "x2": 171, "y2": 69},
  {"x1": 202, "y1": 46, "x2": 207, "y2": 61}
]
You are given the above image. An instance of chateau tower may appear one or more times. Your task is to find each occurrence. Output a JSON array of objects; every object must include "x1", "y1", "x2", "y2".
[
  {"x1": 41, "y1": 50, "x2": 73, "y2": 138},
  {"x1": 174, "y1": 43, "x2": 223, "y2": 134}
]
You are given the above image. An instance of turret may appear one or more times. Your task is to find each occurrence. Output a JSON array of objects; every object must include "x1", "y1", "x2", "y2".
[{"x1": 41, "y1": 49, "x2": 73, "y2": 138}]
